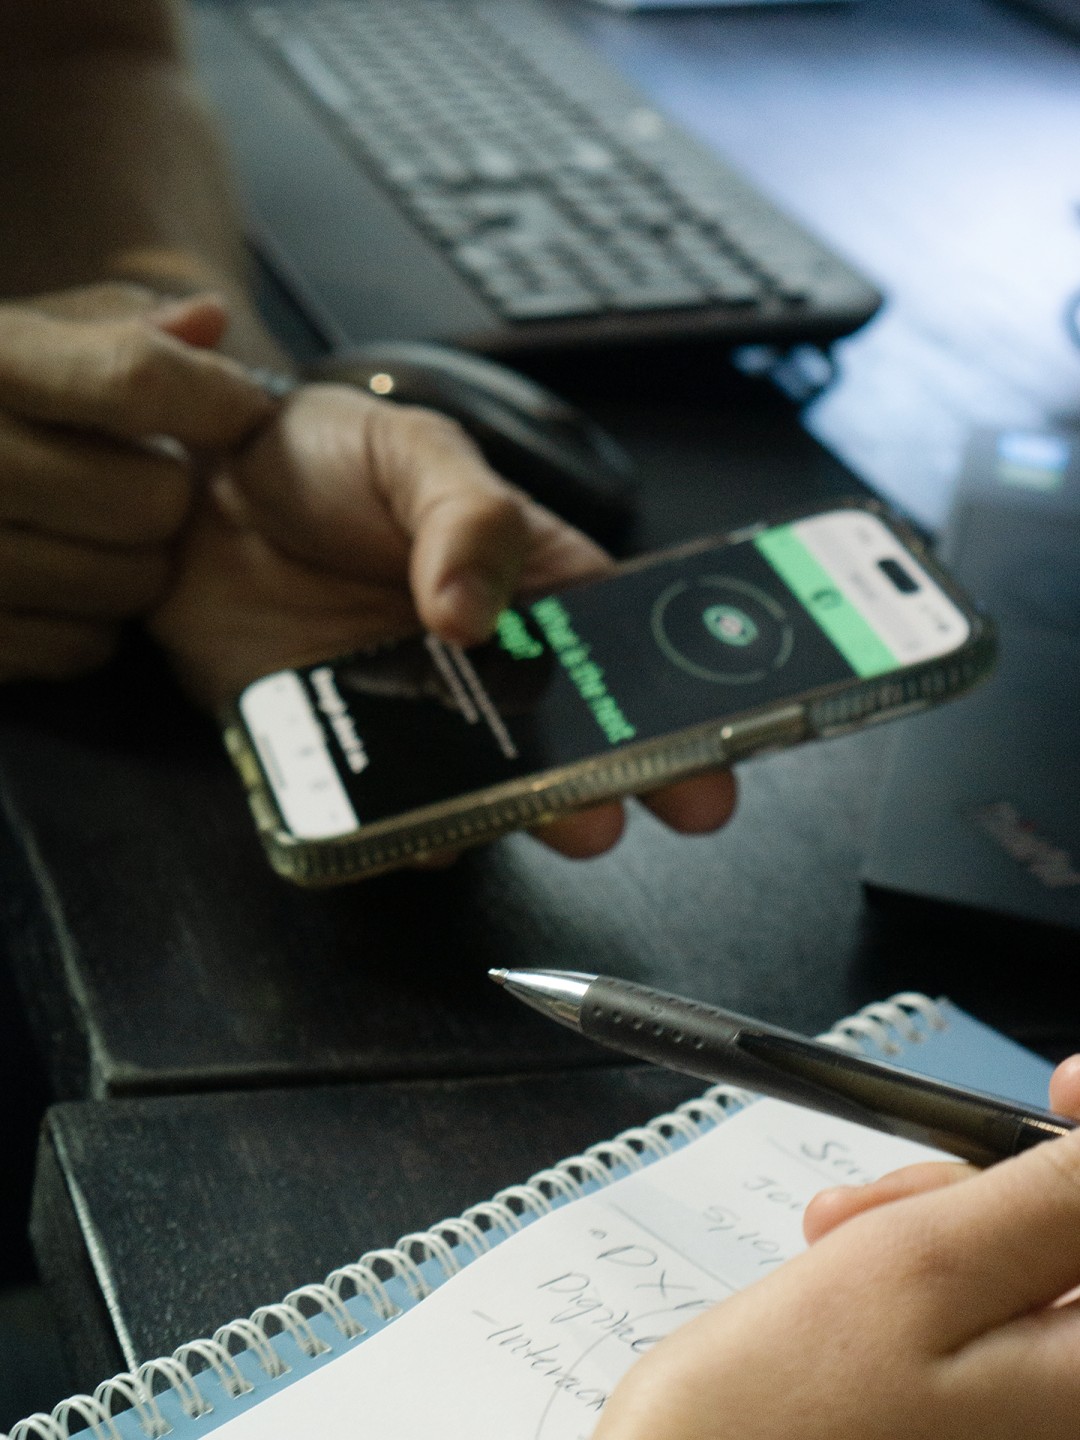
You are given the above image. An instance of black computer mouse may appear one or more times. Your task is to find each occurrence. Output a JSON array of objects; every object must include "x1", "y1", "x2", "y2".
[{"x1": 309, "y1": 342, "x2": 636, "y2": 545}]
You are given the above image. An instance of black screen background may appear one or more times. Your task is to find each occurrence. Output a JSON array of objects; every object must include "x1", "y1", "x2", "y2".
[{"x1": 299, "y1": 538, "x2": 859, "y2": 825}]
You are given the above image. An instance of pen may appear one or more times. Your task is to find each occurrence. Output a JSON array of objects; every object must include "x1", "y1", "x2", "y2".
[{"x1": 489, "y1": 968, "x2": 1073, "y2": 1167}]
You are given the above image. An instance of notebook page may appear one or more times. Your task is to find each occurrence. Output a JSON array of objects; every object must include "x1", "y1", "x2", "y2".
[{"x1": 209, "y1": 1099, "x2": 945, "y2": 1440}]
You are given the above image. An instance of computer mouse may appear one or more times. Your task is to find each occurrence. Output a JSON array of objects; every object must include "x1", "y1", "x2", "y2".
[{"x1": 309, "y1": 342, "x2": 636, "y2": 545}]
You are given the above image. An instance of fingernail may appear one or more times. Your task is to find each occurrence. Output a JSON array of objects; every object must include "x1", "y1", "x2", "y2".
[{"x1": 436, "y1": 573, "x2": 505, "y2": 643}]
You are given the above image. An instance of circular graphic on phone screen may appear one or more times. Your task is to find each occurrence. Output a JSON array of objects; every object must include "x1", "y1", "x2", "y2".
[{"x1": 651, "y1": 575, "x2": 794, "y2": 683}]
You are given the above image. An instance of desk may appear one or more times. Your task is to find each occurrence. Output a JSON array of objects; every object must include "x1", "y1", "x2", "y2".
[
  {"x1": 11, "y1": 0, "x2": 1080, "y2": 1399},
  {"x1": 561, "y1": 0, "x2": 1080, "y2": 528}
]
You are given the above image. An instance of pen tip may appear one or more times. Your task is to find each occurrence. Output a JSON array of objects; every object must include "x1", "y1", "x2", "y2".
[{"x1": 488, "y1": 968, "x2": 508, "y2": 987}]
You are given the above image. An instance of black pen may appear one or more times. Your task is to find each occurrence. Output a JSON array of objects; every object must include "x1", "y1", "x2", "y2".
[{"x1": 489, "y1": 968, "x2": 1073, "y2": 1167}]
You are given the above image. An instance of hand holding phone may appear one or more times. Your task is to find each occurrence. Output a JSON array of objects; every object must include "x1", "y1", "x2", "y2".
[{"x1": 224, "y1": 501, "x2": 993, "y2": 885}]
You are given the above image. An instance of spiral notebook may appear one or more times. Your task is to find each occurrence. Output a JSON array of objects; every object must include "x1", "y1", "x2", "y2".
[{"x1": 7, "y1": 995, "x2": 1053, "y2": 1440}]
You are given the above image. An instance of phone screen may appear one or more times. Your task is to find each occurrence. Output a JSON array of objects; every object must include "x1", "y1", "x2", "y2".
[{"x1": 239, "y1": 510, "x2": 971, "y2": 839}]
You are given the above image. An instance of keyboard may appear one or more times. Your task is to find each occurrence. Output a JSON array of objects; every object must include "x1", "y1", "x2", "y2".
[{"x1": 197, "y1": 0, "x2": 882, "y2": 356}]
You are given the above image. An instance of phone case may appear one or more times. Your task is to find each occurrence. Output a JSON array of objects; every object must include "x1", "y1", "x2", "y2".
[{"x1": 220, "y1": 499, "x2": 996, "y2": 886}]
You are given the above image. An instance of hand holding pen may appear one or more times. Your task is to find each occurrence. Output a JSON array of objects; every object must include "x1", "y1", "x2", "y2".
[
  {"x1": 491, "y1": 969, "x2": 1080, "y2": 1440},
  {"x1": 595, "y1": 1063, "x2": 1080, "y2": 1440}
]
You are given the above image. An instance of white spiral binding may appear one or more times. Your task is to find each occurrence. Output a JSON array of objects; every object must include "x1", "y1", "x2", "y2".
[
  {"x1": 1, "y1": 992, "x2": 947, "y2": 1440},
  {"x1": 356, "y1": 1248, "x2": 429, "y2": 1305},
  {"x1": 460, "y1": 1198, "x2": 524, "y2": 1235},
  {"x1": 7, "y1": 1417, "x2": 59, "y2": 1440},
  {"x1": 551, "y1": 1152, "x2": 612, "y2": 1188},
  {"x1": 437, "y1": 1215, "x2": 494, "y2": 1259},
  {"x1": 492, "y1": 1181, "x2": 554, "y2": 1220},
  {"x1": 92, "y1": 1374, "x2": 170, "y2": 1439},
  {"x1": 210, "y1": 1319, "x2": 286, "y2": 1382},
  {"x1": 282, "y1": 1283, "x2": 361, "y2": 1343},
  {"x1": 249, "y1": 1303, "x2": 328, "y2": 1361},
  {"x1": 167, "y1": 1346, "x2": 249, "y2": 1402},
  {"x1": 523, "y1": 1168, "x2": 587, "y2": 1204},
  {"x1": 52, "y1": 1398, "x2": 121, "y2": 1440},
  {"x1": 819, "y1": 992, "x2": 947, "y2": 1057},
  {"x1": 394, "y1": 1229, "x2": 464, "y2": 1280},
  {"x1": 135, "y1": 1361, "x2": 208, "y2": 1424},
  {"x1": 324, "y1": 1260, "x2": 399, "y2": 1325}
]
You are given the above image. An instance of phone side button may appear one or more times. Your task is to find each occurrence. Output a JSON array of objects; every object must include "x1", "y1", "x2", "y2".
[{"x1": 719, "y1": 705, "x2": 807, "y2": 761}]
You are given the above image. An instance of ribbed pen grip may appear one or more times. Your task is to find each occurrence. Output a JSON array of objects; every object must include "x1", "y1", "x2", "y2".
[
  {"x1": 580, "y1": 976, "x2": 876, "y2": 1129},
  {"x1": 581, "y1": 978, "x2": 1073, "y2": 1167}
]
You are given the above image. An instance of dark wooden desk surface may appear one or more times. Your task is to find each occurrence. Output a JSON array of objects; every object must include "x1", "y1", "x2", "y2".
[{"x1": 9, "y1": 0, "x2": 1080, "y2": 1403}]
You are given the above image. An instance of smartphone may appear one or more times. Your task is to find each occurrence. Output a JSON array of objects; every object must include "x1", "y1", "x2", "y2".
[{"x1": 223, "y1": 500, "x2": 995, "y2": 885}]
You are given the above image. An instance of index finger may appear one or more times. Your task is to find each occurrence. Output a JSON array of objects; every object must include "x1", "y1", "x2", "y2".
[
  {"x1": 0, "y1": 306, "x2": 275, "y2": 448},
  {"x1": 803, "y1": 1160, "x2": 975, "y2": 1244},
  {"x1": 877, "y1": 1125, "x2": 1080, "y2": 1347}
]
